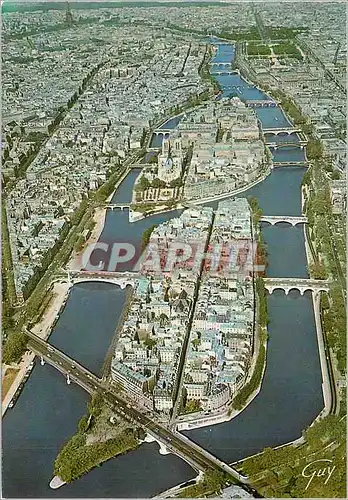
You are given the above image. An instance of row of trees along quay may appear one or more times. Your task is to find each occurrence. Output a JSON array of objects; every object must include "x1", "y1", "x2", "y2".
[
  {"x1": 176, "y1": 470, "x2": 239, "y2": 498},
  {"x1": 2, "y1": 160, "x2": 130, "y2": 365},
  {"x1": 221, "y1": 79, "x2": 345, "y2": 498},
  {"x1": 225, "y1": 197, "x2": 268, "y2": 413},
  {"x1": 2, "y1": 64, "x2": 215, "y2": 364},
  {"x1": 211, "y1": 26, "x2": 308, "y2": 42},
  {"x1": 248, "y1": 196, "x2": 268, "y2": 270},
  {"x1": 2, "y1": 58, "x2": 110, "y2": 360},
  {"x1": 236, "y1": 413, "x2": 345, "y2": 498},
  {"x1": 198, "y1": 44, "x2": 221, "y2": 95},
  {"x1": 302, "y1": 159, "x2": 346, "y2": 375},
  {"x1": 231, "y1": 278, "x2": 268, "y2": 412},
  {"x1": 141, "y1": 225, "x2": 157, "y2": 252},
  {"x1": 3, "y1": 60, "x2": 107, "y2": 191}
]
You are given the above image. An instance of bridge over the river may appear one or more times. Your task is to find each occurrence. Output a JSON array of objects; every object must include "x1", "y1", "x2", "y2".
[
  {"x1": 129, "y1": 163, "x2": 153, "y2": 169},
  {"x1": 210, "y1": 61, "x2": 233, "y2": 67},
  {"x1": 262, "y1": 127, "x2": 301, "y2": 136},
  {"x1": 273, "y1": 160, "x2": 308, "y2": 167},
  {"x1": 54, "y1": 270, "x2": 143, "y2": 288},
  {"x1": 212, "y1": 70, "x2": 240, "y2": 75},
  {"x1": 263, "y1": 278, "x2": 330, "y2": 295},
  {"x1": 266, "y1": 141, "x2": 306, "y2": 150},
  {"x1": 152, "y1": 128, "x2": 172, "y2": 136},
  {"x1": 246, "y1": 99, "x2": 277, "y2": 108},
  {"x1": 103, "y1": 203, "x2": 131, "y2": 211},
  {"x1": 24, "y1": 330, "x2": 249, "y2": 485},
  {"x1": 260, "y1": 215, "x2": 308, "y2": 226}
]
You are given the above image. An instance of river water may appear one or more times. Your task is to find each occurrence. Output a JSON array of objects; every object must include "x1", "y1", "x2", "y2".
[{"x1": 3, "y1": 41, "x2": 324, "y2": 497}]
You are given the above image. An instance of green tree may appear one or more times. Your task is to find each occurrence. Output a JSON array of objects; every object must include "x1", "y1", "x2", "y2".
[
  {"x1": 306, "y1": 138, "x2": 323, "y2": 161},
  {"x1": 331, "y1": 170, "x2": 341, "y2": 180},
  {"x1": 309, "y1": 260, "x2": 327, "y2": 279},
  {"x1": 152, "y1": 178, "x2": 166, "y2": 189},
  {"x1": 2, "y1": 331, "x2": 27, "y2": 364},
  {"x1": 169, "y1": 178, "x2": 182, "y2": 188},
  {"x1": 136, "y1": 176, "x2": 150, "y2": 191}
]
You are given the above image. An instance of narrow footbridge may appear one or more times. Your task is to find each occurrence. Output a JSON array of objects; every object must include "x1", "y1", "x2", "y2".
[
  {"x1": 266, "y1": 141, "x2": 306, "y2": 149},
  {"x1": 264, "y1": 278, "x2": 330, "y2": 295},
  {"x1": 273, "y1": 160, "x2": 308, "y2": 167},
  {"x1": 260, "y1": 215, "x2": 308, "y2": 226}
]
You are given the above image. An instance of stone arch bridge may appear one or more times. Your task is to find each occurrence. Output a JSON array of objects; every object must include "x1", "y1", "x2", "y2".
[
  {"x1": 54, "y1": 270, "x2": 143, "y2": 289},
  {"x1": 262, "y1": 127, "x2": 301, "y2": 136},
  {"x1": 260, "y1": 215, "x2": 308, "y2": 226},
  {"x1": 263, "y1": 278, "x2": 330, "y2": 295}
]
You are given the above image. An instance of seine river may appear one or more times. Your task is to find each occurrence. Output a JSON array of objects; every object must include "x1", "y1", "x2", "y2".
[{"x1": 3, "y1": 41, "x2": 324, "y2": 498}]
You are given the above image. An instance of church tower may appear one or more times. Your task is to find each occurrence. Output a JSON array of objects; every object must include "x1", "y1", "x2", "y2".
[
  {"x1": 173, "y1": 137, "x2": 182, "y2": 156},
  {"x1": 65, "y1": 1, "x2": 73, "y2": 27},
  {"x1": 162, "y1": 136, "x2": 170, "y2": 155},
  {"x1": 157, "y1": 136, "x2": 182, "y2": 184}
]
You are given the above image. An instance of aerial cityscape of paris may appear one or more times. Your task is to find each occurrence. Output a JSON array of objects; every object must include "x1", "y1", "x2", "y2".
[{"x1": 1, "y1": 0, "x2": 346, "y2": 498}]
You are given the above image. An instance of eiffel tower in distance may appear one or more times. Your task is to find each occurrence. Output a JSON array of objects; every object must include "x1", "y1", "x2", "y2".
[{"x1": 65, "y1": 0, "x2": 74, "y2": 27}]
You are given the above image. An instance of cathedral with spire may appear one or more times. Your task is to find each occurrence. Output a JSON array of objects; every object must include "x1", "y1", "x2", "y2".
[{"x1": 157, "y1": 134, "x2": 183, "y2": 184}]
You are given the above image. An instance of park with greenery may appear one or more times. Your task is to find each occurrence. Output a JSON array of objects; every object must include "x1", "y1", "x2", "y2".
[
  {"x1": 247, "y1": 42, "x2": 271, "y2": 56},
  {"x1": 54, "y1": 393, "x2": 144, "y2": 483},
  {"x1": 237, "y1": 414, "x2": 346, "y2": 498},
  {"x1": 216, "y1": 27, "x2": 261, "y2": 41},
  {"x1": 176, "y1": 470, "x2": 234, "y2": 498},
  {"x1": 272, "y1": 42, "x2": 303, "y2": 60},
  {"x1": 265, "y1": 26, "x2": 308, "y2": 40},
  {"x1": 182, "y1": 398, "x2": 203, "y2": 415}
]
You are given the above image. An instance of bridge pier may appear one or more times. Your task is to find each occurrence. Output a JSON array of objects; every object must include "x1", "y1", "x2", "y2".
[
  {"x1": 67, "y1": 373, "x2": 71, "y2": 385},
  {"x1": 144, "y1": 433, "x2": 171, "y2": 455},
  {"x1": 158, "y1": 442, "x2": 171, "y2": 455},
  {"x1": 40, "y1": 356, "x2": 45, "y2": 366}
]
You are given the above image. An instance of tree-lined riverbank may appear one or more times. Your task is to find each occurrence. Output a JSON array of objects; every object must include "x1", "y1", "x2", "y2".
[{"x1": 3, "y1": 37, "x2": 335, "y2": 499}]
